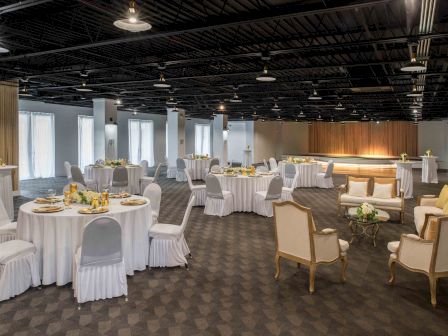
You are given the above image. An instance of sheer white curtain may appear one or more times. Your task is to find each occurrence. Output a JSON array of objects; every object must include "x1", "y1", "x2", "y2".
[
  {"x1": 195, "y1": 124, "x2": 211, "y2": 156},
  {"x1": 78, "y1": 115, "x2": 94, "y2": 169},
  {"x1": 19, "y1": 111, "x2": 55, "y2": 180},
  {"x1": 128, "y1": 119, "x2": 154, "y2": 166}
]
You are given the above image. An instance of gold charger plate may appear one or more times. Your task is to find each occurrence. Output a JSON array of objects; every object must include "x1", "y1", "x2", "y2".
[
  {"x1": 34, "y1": 197, "x2": 62, "y2": 204},
  {"x1": 120, "y1": 199, "x2": 147, "y2": 206},
  {"x1": 110, "y1": 192, "x2": 131, "y2": 199},
  {"x1": 32, "y1": 206, "x2": 64, "y2": 213},
  {"x1": 78, "y1": 207, "x2": 109, "y2": 214}
]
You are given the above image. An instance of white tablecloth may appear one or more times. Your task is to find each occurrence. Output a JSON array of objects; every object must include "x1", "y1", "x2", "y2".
[
  {"x1": 214, "y1": 174, "x2": 275, "y2": 212},
  {"x1": 394, "y1": 161, "x2": 414, "y2": 199},
  {"x1": 17, "y1": 195, "x2": 152, "y2": 286},
  {"x1": 278, "y1": 162, "x2": 321, "y2": 187},
  {"x1": 84, "y1": 166, "x2": 143, "y2": 194},
  {"x1": 0, "y1": 166, "x2": 16, "y2": 220},
  {"x1": 184, "y1": 159, "x2": 211, "y2": 180},
  {"x1": 421, "y1": 156, "x2": 438, "y2": 184}
]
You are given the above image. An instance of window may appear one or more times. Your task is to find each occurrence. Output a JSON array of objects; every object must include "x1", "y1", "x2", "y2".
[
  {"x1": 78, "y1": 115, "x2": 94, "y2": 169},
  {"x1": 195, "y1": 124, "x2": 211, "y2": 156},
  {"x1": 19, "y1": 112, "x2": 55, "y2": 180},
  {"x1": 128, "y1": 119, "x2": 154, "y2": 166}
]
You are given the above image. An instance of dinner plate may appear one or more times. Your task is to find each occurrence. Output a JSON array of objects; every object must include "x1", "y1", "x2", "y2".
[
  {"x1": 120, "y1": 199, "x2": 147, "y2": 206},
  {"x1": 78, "y1": 207, "x2": 109, "y2": 214},
  {"x1": 32, "y1": 206, "x2": 64, "y2": 213}
]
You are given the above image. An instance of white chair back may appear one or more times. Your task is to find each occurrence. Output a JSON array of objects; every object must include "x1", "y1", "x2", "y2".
[
  {"x1": 140, "y1": 160, "x2": 149, "y2": 176},
  {"x1": 80, "y1": 217, "x2": 122, "y2": 267},
  {"x1": 205, "y1": 174, "x2": 224, "y2": 199},
  {"x1": 210, "y1": 165, "x2": 221, "y2": 174},
  {"x1": 291, "y1": 172, "x2": 299, "y2": 189},
  {"x1": 266, "y1": 176, "x2": 283, "y2": 200},
  {"x1": 325, "y1": 160, "x2": 334, "y2": 178},
  {"x1": 143, "y1": 183, "x2": 162, "y2": 218},
  {"x1": 0, "y1": 199, "x2": 10, "y2": 227},
  {"x1": 112, "y1": 166, "x2": 128, "y2": 187},
  {"x1": 256, "y1": 166, "x2": 268, "y2": 173},
  {"x1": 435, "y1": 218, "x2": 448, "y2": 272},
  {"x1": 269, "y1": 157, "x2": 278, "y2": 170},
  {"x1": 208, "y1": 158, "x2": 220, "y2": 172},
  {"x1": 185, "y1": 168, "x2": 194, "y2": 191},
  {"x1": 71, "y1": 166, "x2": 86, "y2": 186},
  {"x1": 179, "y1": 196, "x2": 195, "y2": 234},
  {"x1": 263, "y1": 159, "x2": 269, "y2": 170},
  {"x1": 273, "y1": 202, "x2": 314, "y2": 262},
  {"x1": 63, "y1": 182, "x2": 86, "y2": 192},
  {"x1": 177, "y1": 158, "x2": 186, "y2": 171},
  {"x1": 153, "y1": 163, "x2": 162, "y2": 183},
  {"x1": 64, "y1": 161, "x2": 72, "y2": 179},
  {"x1": 284, "y1": 164, "x2": 296, "y2": 179}
]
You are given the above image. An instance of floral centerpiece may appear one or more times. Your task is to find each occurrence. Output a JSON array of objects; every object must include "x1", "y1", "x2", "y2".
[
  {"x1": 356, "y1": 202, "x2": 378, "y2": 222},
  {"x1": 0, "y1": 158, "x2": 5, "y2": 167},
  {"x1": 105, "y1": 158, "x2": 127, "y2": 167},
  {"x1": 425, "y1": 149, "x2": 432, "y2": 157},
  {"x1": 70, "y1": 190, "x2": 101, "y2": 205},
  {"x1": 400, "y1": 153, "x2": 408, "y2": 162},
  {"x1": 293, "y1": 157, "x2": 305, "y2": 164},
  {"x1": 194, "y1": 154, "x2": 209, "y2": 160}
]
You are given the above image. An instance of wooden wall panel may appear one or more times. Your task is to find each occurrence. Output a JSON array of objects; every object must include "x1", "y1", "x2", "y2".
[
  {"x1": 308, "y1": 121, "x2": 418, "y2": 157},
  {"x1": 0, "y1": 81, "x2": 19, "y2": 190}
]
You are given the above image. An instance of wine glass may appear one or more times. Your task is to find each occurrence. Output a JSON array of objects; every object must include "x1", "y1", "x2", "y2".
[{"x1": 47, "y1": 189, "x2": 56, "y2": 203}]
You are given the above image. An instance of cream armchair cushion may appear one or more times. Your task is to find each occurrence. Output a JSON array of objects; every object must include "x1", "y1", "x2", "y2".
[
  {"x1": 414, "y1": 206, "x2": 443, "y2": 234},
  {"x1": 372, "y1": 183, "x2": 393, "y2": 199}
]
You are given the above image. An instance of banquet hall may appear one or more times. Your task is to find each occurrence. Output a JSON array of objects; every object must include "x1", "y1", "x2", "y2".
[{"x1": 1, "y1": 0, "x2": 448, "y2": 335}]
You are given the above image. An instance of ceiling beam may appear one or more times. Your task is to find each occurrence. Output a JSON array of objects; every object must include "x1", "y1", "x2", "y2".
[
  {"x1": 0, "y1": 0, "x2": 55, "y2": 14},
  {"x1": 0, "y1": 0, "x2": 392, "y2": 62}
]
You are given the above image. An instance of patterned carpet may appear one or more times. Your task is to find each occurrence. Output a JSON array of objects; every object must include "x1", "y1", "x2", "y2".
[{"x1": 2, "y1": 170, "x2": 448, "y2": 335}]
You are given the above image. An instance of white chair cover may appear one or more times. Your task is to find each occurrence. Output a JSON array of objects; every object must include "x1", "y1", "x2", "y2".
[
  {"x1": 0, "y1": 199, "x2": 16, "y2": 243},
  {"x1": 283, "y1": 163, "x2": 297, "y2": 188},
  {"x1": 208, "y1": 158, "x2": 220, "y2": 173},
  {"x1": 140, "y1": 160, "x2": 149, "y2": 176},
  {"x1": 140, "y1": 163, "x2": 162, "y2": 194},
  {"x1": 71, "y1": 166, "x2": 97, "y2": 191},
  {"x1": 269, "y1": 157, "x2": 279, "y2": 173},
  {"x1": 111, "y1": 167, "x2": 129, "y2": 193},
  {"x1": 143, "y1": 183, "x2": 162, "y2": 224},
  {"x1": 0, "y1": 240, "x2": 40, "y2": 301},
  {"x1": 263, "y1": 159, "x2": 269, "y2": 170},
  {"x1": 316, "y1": 160, "x2": 334, "y2": 189},
  {"x1": 254, "y1": 176, "x2": 283, "y2": 217},
  {"x1": 185, "y1": 168, "x2": 206, "y2": 206},
  {"x1": 73, "y1": 217, "x2": 127, "y2": 304},
  {"x1": 148, "y1": 196, "x2": 195, "y2": 268},
  {"x1": 204, "y1": 175, "x2": 234, "y2": 217},
  {"x1": 176, "y1": 158, "x2": 188, "y2": 182},
  {"x1": 281, "y1": 173, "x2": 299, "y2": 201},
  {"x1": 64, "y1": 161, "x2": 72, "y2": 180}
]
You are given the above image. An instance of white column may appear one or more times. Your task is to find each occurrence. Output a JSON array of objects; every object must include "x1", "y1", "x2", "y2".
[
  {"x1": 93, "y1": 98, "x2": 117, "y2": 161},
  {"x1": 213, "y1": 114, "x2": 228, "y2": 165},
  {"x1": 166, "y1": 108, "x2": 185, "y2": 178}
]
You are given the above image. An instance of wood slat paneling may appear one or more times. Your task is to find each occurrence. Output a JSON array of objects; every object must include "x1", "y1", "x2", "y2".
[
  {"x1": 0, "y1": 81, "x2": 19, "y2": 190},
  {"x1": 309, "y1": 121, "x2": 418, "y2": 157}
]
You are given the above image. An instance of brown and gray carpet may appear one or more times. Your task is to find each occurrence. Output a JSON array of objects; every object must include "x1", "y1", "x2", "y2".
[{"x1": 2, "y1": 170, "x2": 448, "y2": 335}]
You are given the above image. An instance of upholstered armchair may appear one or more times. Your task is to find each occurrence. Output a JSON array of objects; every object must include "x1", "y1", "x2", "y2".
[
  {"x1": 273, "y1": 201, "x2": 349, "y2": 293},
  {"x1": 414, "y1": 195, "x2": 443, "y2": 235},
  {"x1": 388, "y1": 215, "x2": 448, "y2": 308}
]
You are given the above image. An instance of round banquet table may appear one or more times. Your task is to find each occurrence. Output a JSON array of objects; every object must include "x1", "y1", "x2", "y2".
[
  {"x1": 214, "y1": 174, "x2": 275, "y2": 212},
  {"x1": 278, "y1": 161, "x2": 322, "y2": 188},
  {"x1": 394, "y1": 161, "x2": 414, "y2": 199},
  {"x1": 17, "y1": 195, "x2": 152, "y2": 286},
  {"x1": 420, "y1": 156, "x2": 438, "y2": 184},
  {"x1": 184, "y1": 159, "x2": 211, "y2": 180},
  {"x1": 84, "y1": 165, "x2": 143, "y2": 194}
]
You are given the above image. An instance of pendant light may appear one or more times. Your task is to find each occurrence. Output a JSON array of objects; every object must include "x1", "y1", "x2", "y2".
[
  {"x1": 166, "y1": 96, "x2": 177, "y2": 105},
  {"x1": 297, "y1": 109, "x2": 305, "y2": 118},
  {"x1": 350, "y1": 109, "x2": 359, "y2": 116},
  {"x1": 76, "y1": 79, "x2": 93, "y2": 92},
  {"x1": 401, "y1": 43, "x2": 426, "y2": 72},
  {"x1": 115, "y1": 97, "x2": 123, "y2": 105},
  {"x1": 410, "y1": 100, "x2": 422, "y2": 109},
  {"x1": 229, "y1": 92, "x2": 242, "y2": 103},
  {"x1": 19, "y1": 85, "x2": 32, "y2": 97},
  {"x1": 308, "y1": 89, "x2": 322, "y2": 100},
  {"x1": 406, "y1": 85, "x2": 423, "y2": 97},
  {"x1": 334, "y1": 102, "x2": 345, "y2": 110},
  {"x1": 271, "y1": 102, "x2": 281, "y2": 112},
  {"x1": 256, "y1": 64, "x2": 276, "y2": 82},
  {"x1": 153, "y1": 72, "x2": 171, "y2": 88},
  {"x1": 316, "y1": 114, "x2": 323, "y2": 121},
  {"x1": 0, "y1": 45, "x2": 10, "y2": 54},
  {"x1": 113, "y1": 0, "x2": 152, "y2": 32},
  {"x1": 218, "y1": 101, "x2": 225, "y2": 111}
]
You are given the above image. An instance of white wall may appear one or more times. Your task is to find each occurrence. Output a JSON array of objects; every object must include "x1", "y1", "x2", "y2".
[
  {"x1": 184, "y1": 118, "x2": 210, "y2": 154},
  {"x1": 418, "y1": 120, "x2": 448, "y2": 169},
  {"x1": 19, "y1": 100, "x2": 93, "y2": 177},
  {"x1": 228, "y1": 121, "x2": 254, "y2": 164}
]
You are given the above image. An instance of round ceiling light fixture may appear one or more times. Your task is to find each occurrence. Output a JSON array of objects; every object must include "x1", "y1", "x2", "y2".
[
  {"x1": 76, "y1": 80, "x2": 93, "y2": 92},
  {"x1": 406, "y1": 85, "x2": 423, "y2": 97},
  {"x1": 166, "y1": 96, "x2": 177, "y2": 105},
  {"x1": 334, "y1": 102, "x2": 345, "y2": 111},
  {"x1": 256, "y1": 64, "x2": 276, "y2": 82},
  {"x1": 19, "y1": 85, "x2": 32, "y2": 97},
  {"x1": 271, "y1": 102, "x2": 281, "y2": 112},
  {"x1": 113, "y1": 0, "x2": 152, "y2": 32},
  {"x1": 308, "y1": 89, "x2": 322, "y2": 100},
  {"x1": 297, "y1": 109, "x2": 305, "y2": 118},
  {"x1": 153, "y1": 72, "x2": 171, "y2": 88},
  {"x1": 115, "y1": 98, "x2": 123, "y2": 105},
  {"x1": 229, "y1": 92, "x2": 242, "y2": 103},
  {"x1": 316, "y1": 114, "x2": 323, "y2": 121},
  {"x1": 350, "y1": 109, "x2": 359, "y2": 116},
  {"x1": 0, "y1": 45, "x2": 10, "y2": 54}
]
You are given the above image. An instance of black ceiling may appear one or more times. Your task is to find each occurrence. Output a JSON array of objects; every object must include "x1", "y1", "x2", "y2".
[{"x1": 1, "y1": 0, "x2": 447, "y2": 121}]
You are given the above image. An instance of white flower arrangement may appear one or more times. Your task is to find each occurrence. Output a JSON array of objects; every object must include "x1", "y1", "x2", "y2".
[
  {"x1": 425, "y1": 149, "x2": 432, "y2": 157},
  {"x1": 400, "y1": 153, "x2": 408, "y2": 162},
  {"x1": 356, "y1": 202, "x2": 378, "y2": 221},
  {"x1": 70, "y1": 190, "x2": 100, "y2": 205}
]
